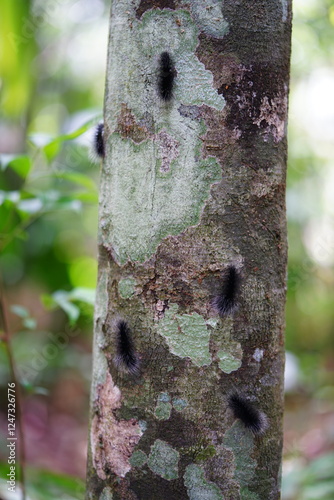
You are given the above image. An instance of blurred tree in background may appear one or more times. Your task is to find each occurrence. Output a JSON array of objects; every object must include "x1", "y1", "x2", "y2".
[
  {"x1": 0, "y1": 0, "x2": 333, "y2": 499},
  {"x1": 283, "y1": 1, "x2": 334, "y2": 499}
]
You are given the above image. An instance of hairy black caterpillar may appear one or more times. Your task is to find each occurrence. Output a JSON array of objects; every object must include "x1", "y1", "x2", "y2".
[
  {"x1": 228, "y1": 393, "x2": 268, "y2": 435},
  {"x1": 212, "y1": 265, "x2": 241, "y2": 317},
  {"x1": 114, "y1": 320, "x2": 139, "y2": 375},
  {"x1": 158, "y1": 51, "x2": 175, "y2": 101},
  {"x1": 94, "y1": 122, "x2": 105, "y2": 158}
]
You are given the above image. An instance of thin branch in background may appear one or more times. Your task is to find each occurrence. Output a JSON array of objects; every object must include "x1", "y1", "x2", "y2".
[{"x1": 0, "y1": 280, "x2": 27, "y2": 500}]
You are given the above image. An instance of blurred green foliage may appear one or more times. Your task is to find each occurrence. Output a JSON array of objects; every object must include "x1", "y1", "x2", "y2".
[
  {"x1": 286, "y1": 0, "x2": 334, "y2": 379},
  {"x1": 0, "y1": 1, "x2": 109, "y2": 496},
  {"x1": 0, "y1": 0, "x2": 37, "y2": 118},
  {"x1": 0, "y1": 463, "x2": 85, "y2": 500},
  {"x1": 283, "y1": 452, "x2": 334, "y2": 500},
  {"x1": 0, "y1": 0, "x2": 333, "y2": 499}
]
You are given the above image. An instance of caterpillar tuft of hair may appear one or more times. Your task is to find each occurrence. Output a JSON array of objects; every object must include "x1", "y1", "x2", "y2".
[
  {"x1": 114, "y1": 320, "x2": 139, "y2": 376},
  {"x1": 158, "y1": 51, "x2": 175, "y2": 101},
  {"x1": 228, "y1": 393, "x2": 268, "y2": 435},
  {"x1": 212, "y1": 265, "x2": 241, "y2": 317},
  {"x1": 94, "y1": 122, "x2": 105, "y2": 158}
]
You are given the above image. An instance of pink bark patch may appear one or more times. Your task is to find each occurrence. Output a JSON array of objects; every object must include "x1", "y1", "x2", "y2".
[{"x1": 90, "y1": 372, "x2": 142, "y2": 479}]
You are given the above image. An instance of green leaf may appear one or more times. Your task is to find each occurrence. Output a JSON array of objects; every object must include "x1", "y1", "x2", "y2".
[
  {"x1": 52, "y1": 198, "x2": 82, "y2": 212},
  {"x1": 23, "y1": 317, "x2": 37, "y2": 330},
  {"x1": 52, "y1": 291, "x2": 80, "y2": 324},
  {"x1": 0, "y1": 154, "x2": 16, "y2": 170},
  {"x1": 41, "y1": 294, "x2": 57, "y2": 310},
  {"x1": 305, "y1": 452, "x2": 334, "y2": 482},
  {"x1": 0, "y1": 190, "x2": 20, "y2": 204},
  {"x1": 54, "y1": 171, "x2": 97, "y2": 191},
  {"x1": 17, "y1": 197, "x2": 43, "y2": 214},
  {"x1": 8, "y1": 156, "x2": 32, "y2": 178},
  {"x1": 29, "y1": 468, "x2": 85, "y2": 500},
  {"x1": 304, "y1": 481, "x2": 334, "y2": 500},
  {"x1": 41, "y1": 118, "x2": 98, "y2": 162},
  {"x1": 43, "y1": 140, "x2": 61, "y2": 162},
  {"x1": 68, "y1": 287, "x2": 96, "y2": 305},
  {"x1": 73, "y1": 191, "x2": 98, "y2": 203},
  {"x1": 0, "y1": 463, "x2": 85, "y2": 499},
  {"x1": 11, "y1": 304, "x2": 29, "y2": 318},
  {"x1": 28, "y1": 133, "x2": 54, "y2": 148},
  {"x1": 41, "y1": 192, "x2": 82, "y2": 212},
  {"x1": 42, "y1": 288, "x2": 95, "y2": 323}
]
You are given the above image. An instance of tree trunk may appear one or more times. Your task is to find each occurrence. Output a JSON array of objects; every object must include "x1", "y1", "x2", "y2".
[{"x1": 86, "y1": 1, "x2": 291, "y2": 499}]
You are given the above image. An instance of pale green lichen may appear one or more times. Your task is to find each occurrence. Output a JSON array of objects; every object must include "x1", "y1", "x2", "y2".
[
  {"x1": 155, "y1": 401, "x2": 172, "y2": 420},
  {"x1": 103, "y1": 130, "x2": 221, "y2": 264},
  {"x1": 223, "y1": 422, "x2": 257, "y2": 488},
  {"x1": 155, "y1": 393, "x2": 172, "y2": 419},
  {"x1": 129, "y1": 450, "x2": 148, "y2": 468},
  {"x1": 157, "y1": 304, "x2": 211, "y2": 366},
  {"x1": 183, "y1": 0, "x2": 229, "y2": 38},
  {"x1": 184, "y1": 464, "x2": 224, "y2": 499},
  {"x1": 93, "y1": 269, "x2": 109, "y2": 388},
  {"x1": 99, "y1": 487, "x2": 113, "y2": 500},
  {"x1": 147, "y1": 439, "x2": 179, "y2": 481},
  {"x1": 172, "y1": 398, "x2": 188, "y2": 412},
  {"x1": 217, "y1": 349, "x2": 242, "y2": 374},
  {"x1": 158, "y1": 392, "x2": 170, "y2": 403},
  {"x1": 240, "y1": 488, "x2": 260, "y2": 500},
  {"x1": 102, "y1": 7, "x2": 224, "y2": 264},
  {"x1": 206, "y1": 318, "x2": 219, "y2": 328},
  {"x1": 213, "y1": 328, "x2": 243, "y2": 373},
  {"x1": 118, "y1": 277, "x2": 136, "y2": 299},
  {"x1": 138, "y1": 420, "x2": 147, "y2": 432}
]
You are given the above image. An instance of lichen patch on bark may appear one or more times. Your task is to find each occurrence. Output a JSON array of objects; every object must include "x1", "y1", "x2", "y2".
[
  {"x1": 157, "y1": 303, "x2": 212, "y2": 366},
  {"x1": 155, "y1": 129, "x2": 179, "y2": 173},
  {"x1": 187, "y1": 0, "x2": 229, "y2": 38},
  {"x1": 184, "y1": 464, "x2": 224, "y2": 500},
  {"x1": 91, "y1": 372, "x2": 142, "y2": 479},
  {"x1": 223, "y1": 422, "x2": 257, "y2": 491},
  {"x1": 101, "y1": 6, "x2": 225, "y2": 264},
  {"x1": 217, "y1": 348, "x2": 242, "y2": 374},
  {"x1": 147, "y1": 439, "x2": 180, "y2": 480},
  {"x1": 99, "y1": 486, "x2": 113, "y2": 500},
  {"x1": 220, "y1": 63, "x2": 288, "y2": 145},
  {"x1": 253, "y1": 93, "x2": 288, "y2": 143}
]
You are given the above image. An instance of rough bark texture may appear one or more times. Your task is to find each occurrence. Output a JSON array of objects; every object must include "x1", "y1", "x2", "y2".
[{"x1": 86, "y1": 1, "x2": 291, "y2": 499}]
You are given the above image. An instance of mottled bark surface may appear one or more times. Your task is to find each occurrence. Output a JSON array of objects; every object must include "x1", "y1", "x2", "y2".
[{"x1": 86, "y1": 1, "x2": 291, "y2": 499}]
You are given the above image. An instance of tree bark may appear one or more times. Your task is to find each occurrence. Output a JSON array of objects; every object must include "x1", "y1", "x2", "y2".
[{"x1": 86, "y1": 1, "x2": 291, "y2": 499}]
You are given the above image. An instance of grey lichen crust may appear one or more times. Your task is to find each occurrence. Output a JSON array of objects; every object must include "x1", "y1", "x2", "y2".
[
  {"x1": 147, "y1": 439, "x2": 180, "y2": 481},
  {"x1": 101, "y1": 6, "x2": 225, "y2": 264},
  {"x1": 184, "y1": 0, "x2": 229, "y2": 38},
  {"x1": 184, "y1": 464, "x2": 224, "y2": 500},
  {"x1": 223, "y1": 422, "x2": 259, "y2": 499},
  {"x1": 157, "y1": 303, "x2": 212, "y2": 367}
]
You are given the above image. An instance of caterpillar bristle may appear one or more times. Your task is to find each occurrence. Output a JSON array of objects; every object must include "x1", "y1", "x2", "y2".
[
  {"x1": 114, "y1": 320, "x2": 139, "y2": 376},
  {"x1": 228, "y1": 393, "x2": 268, "y2": 435},
  {"x1": 94, "y1": 122, "x2": 105, "y2": 158},
  {"x1": 213, "y1": 265, "x2": 241, "y2": 317},
  {"x1": 158, "y1": 51, "x2": 175, "y2": 101}
]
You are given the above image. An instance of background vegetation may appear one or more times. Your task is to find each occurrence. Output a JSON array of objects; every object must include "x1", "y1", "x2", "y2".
[{"x1": 0, "y1": 0, "x2": 333, "y2": 498}]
